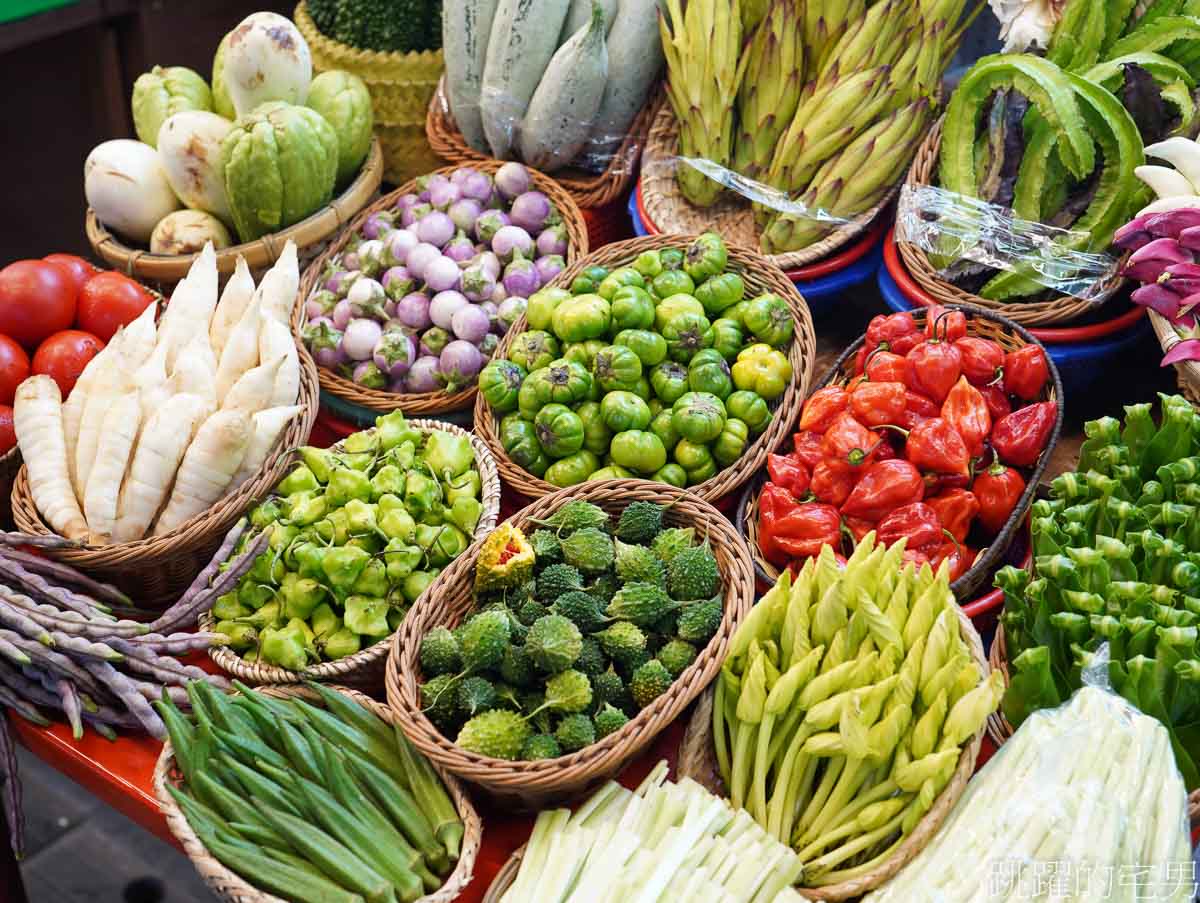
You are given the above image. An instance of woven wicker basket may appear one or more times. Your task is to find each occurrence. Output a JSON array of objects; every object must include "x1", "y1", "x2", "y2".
[
  {"x1": 897, "y1": 120, "x2": 1125, "y2": 327},
  {"x1": 426, "y1": 78, "x2": 663, "y2": 209},
  {"x1": 475, "y1": 234, "x2": 816, "y2": 503},
  {"x1": 153, "y1": 683, "x2": 481, "y2": 903},
  {"x1": 11, "y1": 349, "x2": 319, "y2": 608},
  {"x1": 672, "y1": 605, "x2": 989, "y2": 901},
  {"x1": 1151, "y1": 309, "x2": 1200, "y2": 401},
  {"x1": 385, "y1": 480, "x2": 755, "y2": 810},
  {"x1": 737, "y1": 304, "x2": 1063, "y2": 601},
  {"x1": 86, "y1": 140, "x2": 383, "y2": 292},
  {"x1": 0, "y1": 447, "x2": 21, "y2": 528},
  {"x1": 202, "y1": 418, "x2": 501, "y2": 688},
  {"x1": 640, "y1": 104, "x2": 900, "y2": 273},
  {"x1": 296, "y1": 160, "x2": 590, "y2": 417}
]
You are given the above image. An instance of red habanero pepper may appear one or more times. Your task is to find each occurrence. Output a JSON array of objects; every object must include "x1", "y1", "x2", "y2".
[
  {"x1": 905, "y1": 417, "x2": 971, "y2": 476},
  {"x1": 1003, "y1": 344, "x2": 1050, "y2": 401},
  {"x1": 890, "y1": 331, "x2": 923, "y2": 356},
  {"x1": 955, "y1": 336, "x2": 1005, "y2": 386},
  {"x1": 840, "y1": 458, "x2": 924, "y2": 521},
  {"x1": 844, "y1": 516, "x2": 876, "y2": 544},
  {"x1": 906, "y1": 338, "x2": 962, "y2": 403},
  {"x1": 793, "y1": 431, "x2": 825, "y2": 469},
  {"x1": 926, "y1": 489, "x2": 980, "y2": 544},
  {"x1": 811, "y1": 458, "x2": 858, "y2": 506},
  {"x1": 992, "y1": 401, "x2": 1057, "y2": 467},
  {"x1": 925, "y1": 304, "x2": 968, "y2": 342},
  {"x1": 973, "y1": 460, "x2": 1026, "y2": 534},
  {"x1": 902, "y1": 547, "x2": 932, "y2": 568},
  {"x1": 767, "y1": 454, "x2": 811, "y2": 497},
  {"x1": 853, "y1": 345, "x2": 869, "y2": 375},
  {"x1": 756, "y1": 483, "x2": 797, "y2": 565},
  {"x1": 865, "y1": 350, "x2": 911, "y2": 384},
  {"x1": 799, "y1": 386, "x2": 849, "y2": 432},
  {"x1": 866, "y1": 312, "x2": 918, "y2": 348},
  {"x1": 849, "y1": 381, "x2": 908, "y2": 427},
  {"x1": 877, "y1": 502, "x2": 942, "y2": 548},
  {"x1": 906, "y1": 390, "x2": 941, "y2": 418},
  {"x1": 769, "y1": 500, "x2": 843, "y2": 561},
  {"x1": 923, "y1": 541, "x2": 976, "y2": 582},
  {"x1": 980, "y1": 384, "x2": 1012, "y2": 421},
  {"x1": 821, "y1": 412, "x2": 881, "y2": 466},
  {"x1": 845, "y1": 374, "x2": 868, "y2": 393},
  {"x1": 923, "y1": 472, "x2": 971, "y2": 496},
  {"x1": 940, "y1": 376, "x2": 991, "y2": 457}
]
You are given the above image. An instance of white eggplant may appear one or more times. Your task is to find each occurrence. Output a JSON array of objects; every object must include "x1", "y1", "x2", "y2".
[
  {"x1": 84, "y1": 140, "x2": 182, "y2": 244},
  {"x1": 150, "y1": 210, "x2": 233, "y2": 255},
  {"x1": 156, "y1": 111, "x2": 235, "y2": 221},
  {"x1": 222, "y1": 12, "x2": 312, "y2": 117}
]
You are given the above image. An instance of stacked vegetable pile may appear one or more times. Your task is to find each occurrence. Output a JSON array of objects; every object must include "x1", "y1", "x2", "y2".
[
  {"x1": 481, "y1": 233, "x2": 794, "y2": 488},
  {"x1": 161, "y1": 682, "x2": 465, "y2": 903},
  {"x1": 302, "y1": 162, "x2": 566, "y2": 395},
  {"x1": 661, "y1": 0, "x2": 977, "y2": 252},
  {"x1": 210, "y1": 411, "x2": 486, "y2": 670},
  {"x1": 307, "y1": 0, "x2": 442, "y2": 53},
  {"x1": 498, "y1": 761, "x2": 805, "y2": 902},
  {"x1": 87, "y1": 11, "x2": 375, "y2": 250},
  {"x1": 758, "y1": 309, "x2": 1054, "y2": 580},
  {"x1": 442, "y1": 0, "x2": 663, "y2": 172},
  {"x1": 863, "y1": 687, "x2": 1193, "y2": 902},
  {"x1": 995, "y1": 394, "x2": 1200, "y2": 791},
  {"x1": 416, "y1": 499, "x2": 724, "y2": 761}
]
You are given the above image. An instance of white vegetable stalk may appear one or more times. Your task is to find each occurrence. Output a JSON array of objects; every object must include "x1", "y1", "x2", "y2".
[
  {"x1": 227, "y1": 404, "x2": 302, "y2": 491},
  {"x1": 82, "y1": 392, "x2": 142, "y2": 545},
  {"x1": 13, "y1": 377, "x2": 88, "y2": 540},
  {"x1": 255, "y1": 239, "x2": 300, "y2": 325},
  {"x1": 151, "y1": 409, "x2": 251, "y2": 535},
  {"x1": 210, "y1": 255, "x2": 255, "y2": 358}
]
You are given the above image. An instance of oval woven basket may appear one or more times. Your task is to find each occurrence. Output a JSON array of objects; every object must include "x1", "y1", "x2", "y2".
[
  {"x1": 736, "y1": 303, "x2": 1063, "y2": 601},
  {"x1": 385, "y1": 480, "x2": 755, "y2": 811},
  {"x1": 426, "y1": 77, "x2": 663, "y2": 210},
  {"x1": 897, "y1": 120, "x2": 1125, "y2": 328},
  {"x1": 295, "y1": 159, "x2": 590, "y2": 417},
  {"x1": 86, "y1": 140, "x2": 384, "y2": 292},
  {"x1": 474, "y1": 234, "x2": 816, "y2": 504},
  {"x1": 152, "y1": 683, "x2": 481, "y2": 903},
  {"x1": 673, "y1": 605, "x2": 989, "y2": 901},
  {"x1": 11, "y1": 347, "x2": 320, "y2": 608},
  {"x1": 202, "y1": 418, "x2": 500, "y2": 688},
  {"x1": 639, "y1": 104, "x2": 900, "y2": 273},
  {"x1": 0, "y1": 446, "x2": 21, "y2": 528},
  {"x1": 1151, "y1": 309, "x2": 1200, "y2": 402}
]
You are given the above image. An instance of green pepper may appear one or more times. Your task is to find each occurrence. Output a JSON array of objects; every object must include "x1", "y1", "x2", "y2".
[
  {"x1": 633, "y1": 250, "x2": 664, "y2": 279},
  {"x1": 375, "y1": 410, "x2": 421, "y2": 451},
  {"x1": 310, "y1": 603, "x2": 341, "y2": 639},
  {"x1": 248, "y1": 553, "x2": 285, "y2": 586},
  {"x1": 651, "y1": 269, "x2": 695, "y2": 300},
  {"x1": 588, "y1": 465, "x2": 634, "y2": 480},
  {"x1": 725, "y1": 390, "x2": 771, "y2": 433},
  {"x1": 322, "y1": 627, "x2": 362, "y2": 660},
  {"x1": 610, "y1": 286, "x2": 656, "y2": 333},
  {"x1": 344, "y1": 595, "x2": 390, "y2": 638},
  {"x1": 404, "y1": 470, "x2": 442, "y2": 521},
  {"x1": 326, "y1": 466, "x2": 372, "y2": 508},
  {"x1": 267, "y1": 522, "x2": 300, "y2": 556},
  {"x1": 423, "y1": 523, "x2": 468, "y2": 567},
  {"x1": 731, "y1": 344, "x2": 792, "y2": 400},
  {"x1": 278, "y1": 466, "x2": 319, "y2": 496},
  {"x1": 299, "y1": 447, "x2": 336, "y2": 484},
  {"x1": 260, "y1": 623, "x2": 313, "y2": 670},
  {"x1": 282, "y1": 492, "x2": 325, "y2": 528},
  {"x1": 672, "y1": 391, "x2": 727, "y2": 444},
  {"x1": 527, "y1": 287, "x2": 572, "y2": 331},
  {"x1": 613, "y1": 329, "x2": 667, "y2": 367},
  {"x1": 687, "y1": 349, "x2": 733, "y2": 399},
  {"x1": 545, "y1": 450, "x2": 600, "y2": 487},
  {"x1": 610, "y1": 430, "x2": 667, "y2": 474},
  {"x1": 402, "y1": 570, "x2": 438, "y2": 604},
  {"x1": 292, "y1": 542, "x2": 327, "y2": 580},
  {"x1": 600, "y1": 391, "x2": 652, "y2": 432},
  {"x1": 212, "y1": 592, "x2": 249, "y2": 621},
  {"x1": 663, "y1": 311, "x2": 713, "y2": 363},
  {"x1": 215, "y1": 620, "x2": 258, "y2": 651},
  {"x1": 708, "y1": 318, "x2": 744, "y2": 362},
  {"x1": 389, "y1": 440, "x2": 416, "y2": 471},
  {"x1": 653, "y1": 463, "x2": 688, "y2": 488},
  {"x1": 509, "y1": 331, "x2": 560, "y2": 373},
  {"x1": 350, "y1": 556, "x2": 387, "y2": 597},
  {"x1": 444, "y1": 470, "x2": 481, "y2": 505},
  {"x1": 712, "y1": 418, "x2": 749, "y2": 467},
  {"x1": 742, "y1": 293, "x2": 794, "y2": 347},
  {"x1": 654, "y1": 293, "x2": 706, "y2": 332},
  {"x1": 449, "y1": 496, "x2": 483, "y2": 535},
  {"x1": 381, "y1": 539, "x2": 422, "y2": 583},
  {"x1": 518, "y1": 359, "x2": 593, "y2": 417},
  {"x1": 674, "y1": 439, "x2": 716, "y2": 485},
  {"x1": 695, "y1": 272, "x2": 744, "y2": 318},
  {"x1": 322, "y1": 546, "x2": 370, "y2": 598},
  {"x1": 593, "y1": 344, "x2": 643, "y2": 393},
  {"x1": 423, "y1": 431, "x2": 474, "y2": 480},
  {"x1": 282, "y1": 575, "x2": 328, "y2": 621},
  {"x1": 534, "y1": 403, "x2": 585, "y2": 458},
  {"x1": 597, "y1": 267, "x2": 644, "y2": 301},
  {"x1": 684, "y1": 233, "x2": 728, "y2": 282},
  {"x1": 478, "y1": 359, "x2": 527, "y2": 414},
  {"x1": 378, "y1": 499, "x2": 416, "y2": 543},
  {"x1": 552, "y1": 294, "x2": 612, "y2": 343},
  {"x1": 577, "y1": 401, "x2": 613, "y2": 456},
  {"x1": 341, "y1": 429, "x2": 378, "y2": 456},
  {"x1": 249, "y1": 499, "x2": 284, "y2": 531},
  {"x1": 235, "y1": 598, "x2": 280, "y2": 629},
  {"x1": 650, "y1": 361, "x2": 690, "y2": 405},
  {"x1": 1137, "y1": 481, "x2": 1166, "y2": 507},
  {"x1": 369, "y1": 464, "x2": 404, "y2": 501}
]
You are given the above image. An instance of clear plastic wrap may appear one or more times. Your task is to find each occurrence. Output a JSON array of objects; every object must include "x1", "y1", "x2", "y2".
[{"x1": 895, "y1": 184, "x2": 1122, "y2": 302}]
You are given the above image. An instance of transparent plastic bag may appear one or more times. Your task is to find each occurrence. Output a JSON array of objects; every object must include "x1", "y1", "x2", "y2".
[{"x1": 895, "y1": 184, "x2": 1121, "y2": 302}]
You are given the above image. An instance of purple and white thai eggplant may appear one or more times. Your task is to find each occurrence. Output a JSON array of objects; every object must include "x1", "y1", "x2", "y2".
[{"x1": 373, "y1": 332, "x2": 416, "y2": 380}]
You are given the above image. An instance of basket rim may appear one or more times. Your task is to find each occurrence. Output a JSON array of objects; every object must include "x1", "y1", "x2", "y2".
[
  {"x1": 1149, "y1": 308, "x2": 1200, "y2": 395},
  {"x1": 295, "y1": 1, "x2": 443, "y2": 69},
  {"x1": 151, "y1": 683, "x2": 481, "y2": 903},
  {"x1": 203, "y1": 417, "x2": 502, "y2": 684},
  {"x1": 473, "y1": 233, "x2": 816, "y2": 504}
]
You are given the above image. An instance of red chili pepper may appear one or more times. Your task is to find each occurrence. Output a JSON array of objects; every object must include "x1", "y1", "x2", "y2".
[
  {"x1": 811, "y1": 458, "x2": 858, "y2": 506},
  {"x1": 955, "y1": 336, "x2": 1005, "y2": 386},
  {"x1": 849, "y1": 381, "x2": 908, "y2": 427},
  {"x1": 940, "y1": 376, "x2": 991, "y2": 457},
  {"x1": 890, "y1": 332, "x2": 923, "y2": 356},
  {"x1": 793, "y1": 431, "x2": 825, "y2": 470},
  {"x1": 1003, "y1": 345, "x2": 1050, "y2": 401},
  {"x1": 906, "y1": 390, "x2": 940, "y2": 417},
  {"x1": 980, "y1": 384, "x2": 1013, "y2": 421},
  {"x1": 845, "y1": 374, "x2": 868, "y2": 393},
  {"x1": 767, "y1": 454, "x2": 811, "y2": 498},
  {"x1": 906, "y1": 339, "x2": 962, "y2": 403},
  {"x1": 840, "y1": 458, "x2": 924, "y2": 521},
  {"x1": 877, "y1": 502, "x2": 942, "y2": 549},
  {"x1": 926, "y1": 489, "x2": 980, "y2": 543},
  {"x1": 821, "y1": 412, "x2": 881, "y2": 466},
  {"x1": 973, "y1": 460, "x2": 1026, "y2": 534},
  {"x1": 905, "y1": 417, "x2": 971, "y2": 476},
  {"x1": 768, "y1": 499, "x2": 844, "y2": 561},
  {"x1": 799, "y1": 386, "x2": 849, "y2": 433},
  {"x1": 865, "y1": 350, "x2": 911, "y2": 384},
  {"x1": 925, "y1": 305, "x2": 968, "y2": 342},
  {"x1": 992, "y1": 401, "x2": 1057, "y2": 467},
  {"x1": 844, "y1": 515, "x2": 876, "y2": 544},
  {"x1": 853, "y1": 345, "x2": 869, "y2": 375},
  {"x1": 901, "y1": 547, "x2": 932, "y2": 568},
  {"x1": 923, "y1": 472, "x2": 972, "y2": 496},
  {"x1": 922, "y1": 541, "x2": 976, "y2": 582},
  {"x1": 866, "y1": 312, "x2": 918, "y2": 349}
]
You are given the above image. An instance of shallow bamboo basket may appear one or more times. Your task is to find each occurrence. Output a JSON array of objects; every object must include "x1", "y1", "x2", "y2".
[
  {"x1": 153, "y1": 683, "x2": 481, "y2": 903},
  {"x1": 640, "y1": 105, "x2": 900, "y2": 273},
  {"x1": 386, "y1": 480, "x2": 755, "y2": 810},
  {"x1": 1151, "y1": 309, "x2": 1200, "y2": 402},
  {"x1": 738, "y1": 304, "x2": 1063, "y2": 601},
  {"x1": 426, "y1": 78, "x2": 663, "y2": 209},
  {"x1": 296, "y1": 159, "x2": 589, "y2": 417},
  {"x1": 474, "y1": 234, "x2": 816, "y2": 504},
  {"x1": 898, "y1": 120, "x2": 1125, "y2": 327},
  {"x1": 86, "y1": 140, "x2": 383, "y2": 292},
  {"x1": 202, "y1": 418, "x2": 500, "y2": 689}
]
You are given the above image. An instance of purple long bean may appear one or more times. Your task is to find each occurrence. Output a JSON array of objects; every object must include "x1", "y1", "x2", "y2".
[
  {"x1": 80, "y1": 717, "x2": 118, "y2": 741},
  {"x1": 0, "y1": 683, "x2": 51, "y2": 728},
  {"x1": 0, "y1": 549, "x2": 132, "y2": 609},
  {"x1": 0, "y1": 558, "x2": 115, "y2": 619},
  {"x1": 150, "y1": 518, "x2": 248, "y2": 634},
  {"x1": 0, "y1": 631, "x2": 103, "y2": 695},
  {"x1": 130, "y1": 680, "x2": 190, "y2": 707},
  {"x1": 0, "y1": 589, "x2": 145, "y2": 638},
  {"x1": 0, "y1": 710, "x2": 23, "y2": 858},
  {"x1": 0, "y1": 532, "x2": 80, "y2": 551},
  {"x1": 150, "y1": 528, "x2": 268, "y2": 634},
  {"x1": 56, "y1": 679, "x2": 83, "y2": 740},
  {"x1": 0, "y1": 606, "x2": 51, "y2": 646},
  {"x1": 0, "y1": 636, "x2": 29, "y2": 667},
  {"x1": 125, "y1": 632, "x2": 227, "y2": 654},
  {"x1": 45, "y1": 632, "x2": 121, "y2": 663},
  {"x1": 104, "y1": 640, "x2": 226, "y2": 688},
  {"x1": 79, "y1": 661, "x2": 164, "y2": 739}
]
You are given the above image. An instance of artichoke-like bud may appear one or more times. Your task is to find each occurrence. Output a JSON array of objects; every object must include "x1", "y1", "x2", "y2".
[
  {"x1": 910, "y1": 689, "x2": 949, "y2": 760},
  {"x1": 799, "y1": 658, "x2": 859, "y2": 711},
  {"x1": 895, "y1": 748, "x2": 959, "y2": 793},
  {"x1": 803, "y1": 731, "x2": 846, "y2": 758},
  {"x1": 767, "y1": 647, "x2": 823, "y2": 717},
  {"x1": 919, "y1": 609, "x2": 955, "y2": 692},
  {"x1": 922, "y1": 652, "x2": 968, "y2": 710},
  {"x1": 839, "y1": 696, "x2": 872, "y2": 760},
  {"x1": 735, "y1": 652, "x2": 769, "y2": 725},
  {"x1": 859, "y1": 589, "x2": 903, "y2": 654},
  {"x1": 948, "y1": 660, "x2": 983, "y2": 708},
  {"x1": 939, "y1": 671, "x2": 1005, "y2": 750},
  {"x1": 868, "y1": 703, "x2": 913, "y2": 763},
  {"x1": 856, "y1": 796, "x2": 910, "y2": 833},
  {"x1": 813, "y1": 582, "x2": 849, "y2": 649}
]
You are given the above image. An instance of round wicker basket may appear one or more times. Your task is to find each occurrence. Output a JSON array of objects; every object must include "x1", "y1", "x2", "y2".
[
  {"x1": 295, "y1": 159, "x2": 590, "y2": 417},
  {"x1": 86, "y1": 140, "x2": 384, "y2": 291},
  {"x1": 474, "y1": 234, "x2": 816, "y2": 504},
  {"x1": 897, "y1": 120, "x2": 1125, "y2": 327},
  {"x1": 673, "y1": 605, "x2": 989, "y2": 901},
  {"x1": 426, "y1": 77, "x2": 663, "y2": 210},
  {"x1": 639, "y1": 104, "x2": 900, "y2": 273},
  {"x1": 1151, "y1": 309, "x2": 1200, "y2": 402},
  {"x1": 11, "y1": 347, "x2": 320, "y2": 608},
  {"x1": 152, "y1": 683, "x2": 481, "y2": 903},
  {"x1": 386, "y1": 480, "x2": 755, "y2": 810},
  {"x1": 203, "y1": 418, "x2": 501, "y2": 688},
  {"x1": 737, "y1": 303, "x2": 1063, "y2": 601}
]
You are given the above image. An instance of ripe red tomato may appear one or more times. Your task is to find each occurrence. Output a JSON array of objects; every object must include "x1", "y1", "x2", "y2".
[
  {"x1": 0, "y1": 260, "x2": 77, "y2": 348},
  {"x1": 77, "y1": 272, "x2": 155, "y2": 343},
  {"x1": 42, "y1": 254, "x2": 98, "y2": 300},
  {"x1": 0, "y1": 406, "x2": 15, "y2": 456},
  {"x1": 0, "y1": 336, "x2": 30, "y2": 406},
  {"x1": 32, "y1": 330, "x2": 104, "y2": 397}
]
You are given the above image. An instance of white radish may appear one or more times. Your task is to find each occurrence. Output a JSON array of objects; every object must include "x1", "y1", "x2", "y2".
[
  {"x1": 62, "y1": 340, "x2": 118, "y2": 500},
  {"x1": 152, "y1": 410, "x2": 251, "y2": 535},
  {"x1": 228, "y1": 404, "x2": 303, "y2": 490},
  {"x1": 221, "y1": 354, "x2": 285, "y2": 413},
  {"x1": 132, "y1": 341, "x2": 171, "y2": 423},
  {"x1": 82, "y1": 391, "x2": 142, "y2": 545},
  {"x1": 169, "y1": 332, "x2": 218, "y2": 404},
  {"x1": 258, "y1": 317, "x2": 300, "y2": 406},
  {"x1": 75, "y1": 326, "x2": 149, "y2": 496},
  {"x1": 14, "y1": 377, "x2": 88, "y2": 540},
  {"x1": 210, "y1": 255, "x2": 255, "y2": 358},
  {"x1": 1135, "y1": 165, "x2": 1195, "y2": 200},
  {"x1": 112, "y1": 393, "x2": 212, "y2": 543},
  {"x1": 214, "y1": 295, "x2": 262, "y2": 401},
  {"x1": 255, "y1": 240, "x2": 299, "y2": 324}
]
